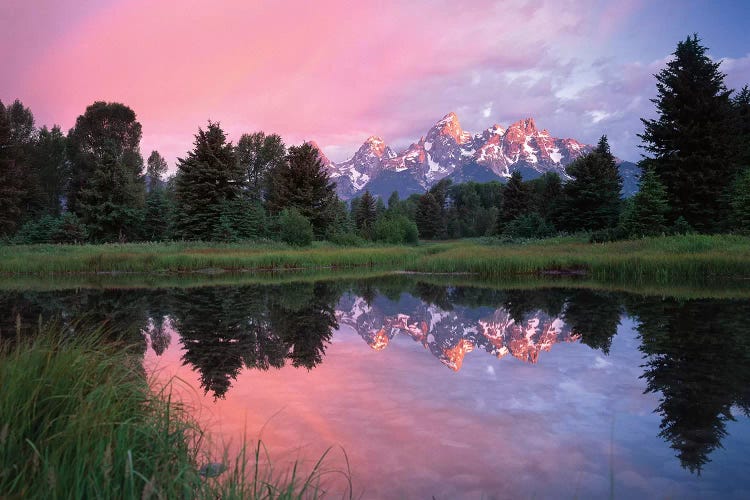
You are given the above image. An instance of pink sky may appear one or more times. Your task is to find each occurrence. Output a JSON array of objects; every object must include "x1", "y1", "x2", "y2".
[{"x1": 2, "y1": 0, "x2": 749, "y2": 168}]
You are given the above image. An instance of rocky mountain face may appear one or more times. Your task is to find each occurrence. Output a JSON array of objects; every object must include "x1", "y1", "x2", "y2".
[
  {"x1": 319, "y1": 113, "x2": 637, "y2": 200},
  {"x1": 336, "y1": 294, "x2": 580, "y2": 371}
]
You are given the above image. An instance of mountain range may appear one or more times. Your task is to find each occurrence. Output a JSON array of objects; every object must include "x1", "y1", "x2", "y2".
[
  {"x1": 336, "y1": 293, "x2": 580, "y2": 371},
  {"x1": 312, "y1": 112, "x2": 638, "y2": 200}
]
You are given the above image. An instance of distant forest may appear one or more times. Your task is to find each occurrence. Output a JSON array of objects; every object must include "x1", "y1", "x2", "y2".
[{"x1": 1, "y1": 35, "x2": 748, "y2": 246}]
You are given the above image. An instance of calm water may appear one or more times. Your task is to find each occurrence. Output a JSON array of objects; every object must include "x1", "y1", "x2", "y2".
[{"x1": 3, "y1": 278, "x2": 750, "y2": 499}]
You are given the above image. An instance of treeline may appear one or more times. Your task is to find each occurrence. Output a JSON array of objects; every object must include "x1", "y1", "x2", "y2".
[{"x1": 1, "y1": 35, "x2": 748, "y2": 245}]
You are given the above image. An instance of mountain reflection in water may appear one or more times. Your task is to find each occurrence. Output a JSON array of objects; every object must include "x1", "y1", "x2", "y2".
[{"x1": 2, "y1": 278, "x2": 750, "y2": 496}]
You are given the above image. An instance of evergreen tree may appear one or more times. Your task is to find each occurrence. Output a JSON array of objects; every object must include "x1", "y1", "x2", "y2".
[
  {"x1": 0, "y1": 102, "x2": 25, "y2": 237},
  {"x1": 236, "y1": 132, "x2": 286, "y2": 201},
  {"x1": 622, "y1": 166, "x2": 670, "y2": 237},
  {"x1": 732, "y1": 85, "x2": 750, "y2": 168},
  {"x1": 730, "y1": 168, "x2": 750, "y2": 233},
  {"x1": 387, "y1": 191, "x2": 401, "y2": 213},
  {"x1": 66, "y1": 102, "x2": 146, "y2": 242},
  {"x1": 265, "y1": 142, "x2": 337, "y2": 238},
  {"x1": 499, "y1": 171, "x2": 529, "y2": 230},
  {"x1": 415, "y1": 192, "x2": 441, "y2": 239},
  {"x1": 561, "y1": 136, "x2": 622, "y2": 232},
  {"x1": 639, "y1": 35, "x2": 738, "y2": 232},
  {"x1": 30, "y1": 125, "x2": 68, "y2": 215},
  {"x1": 355, "y1": 190, "x2": 377, "y2": 239},
  {"x1": 173, "y1": 122, "x2": 243, "y2": 240},
  {"x1": 146, "y1": 150, "x2": 168, "y2": 192}
]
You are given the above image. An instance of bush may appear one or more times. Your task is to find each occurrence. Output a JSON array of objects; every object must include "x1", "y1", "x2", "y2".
[
  {"x1": 278, "y1": 208, "x2": 313, "y2": 246},
  {"x1": 374, "y1": 215, "x2": 419, "y2": 244},
  {"x1": 503, "y1": 213, "x2": 555, "y2": 239},
  {"x1": 13, "y1": 213, "x2": 88, "y2": 244},
  {"x1": 328, "y1": 231, "x2": 367, "y2": 246}
]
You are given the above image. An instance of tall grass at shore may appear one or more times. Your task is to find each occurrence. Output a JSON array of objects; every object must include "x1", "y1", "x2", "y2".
[
  {"x1": 1, "y1": 234, "x2": 749, "y2": 286},
  {"x1": 409, "y1": 234, "x2": 750, "y2": 285},
  {"x1": 0, "y1": 327, "x2": 348, "y2": 499}
]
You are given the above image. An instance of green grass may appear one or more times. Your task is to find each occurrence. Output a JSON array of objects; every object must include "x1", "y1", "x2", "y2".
[
  {"x1": 1, "y1": 234, "x2": 749, "y2": 287},
  {"x1": 0, "y1": 326, "x2": 351, "y2": 499}
]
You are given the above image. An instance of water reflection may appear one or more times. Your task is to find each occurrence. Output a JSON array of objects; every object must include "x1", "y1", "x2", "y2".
[
  {"x1": 628, "y1": 296, "x2": 750, "y2": 474},
  {"x1": 2, "y1": 278, "x2": 750, "y2": 479}
]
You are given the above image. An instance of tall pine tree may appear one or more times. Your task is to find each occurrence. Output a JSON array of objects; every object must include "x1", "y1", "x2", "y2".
[
  {"x1": 0, "y1": 101, "x2": 25, "y2": 237},
  {"x1": 639, "y1": 35, "x2": 738, "y2": 232},
  {"x1": 355, "y1": 190, "x2": 377, "y2": 239},
  {"x1": 173, "y1": 122, "x2": 244, "y2": 240},
  {"x1": 265, "y1": 142, "x2": 337, "y2": 238},
  {"x1": 561, "y1": 136, "x2": 622, "y2": 232}
]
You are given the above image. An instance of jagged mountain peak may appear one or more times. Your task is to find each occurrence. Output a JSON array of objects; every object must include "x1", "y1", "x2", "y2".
[
  {"x1": 507, "y1": 117, "x2": 537, "y2": 136},
  {"x1": 324, "y1": 112, "x2": 636, "y2": 200},
  {"x1": 427, "y1": 111, "x2": 471, "y2": 145},
  {"x1": 357, "y1": 135, "x2": 392, "y2": 159}
]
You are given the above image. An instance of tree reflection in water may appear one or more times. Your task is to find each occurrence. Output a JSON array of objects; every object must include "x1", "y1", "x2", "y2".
[{"x1": 1, "y1": 279, "x2": 749, "y2": 473}]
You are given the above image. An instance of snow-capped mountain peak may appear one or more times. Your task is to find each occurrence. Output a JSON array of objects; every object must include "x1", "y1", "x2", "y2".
[{"x1": 321, "y1": 112, "x2": 634, "y2": 200}]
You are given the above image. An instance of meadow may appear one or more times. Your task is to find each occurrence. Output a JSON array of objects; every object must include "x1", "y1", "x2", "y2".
[{"x1": 1, "y1": 234, "x2": 749, "y2": 287}]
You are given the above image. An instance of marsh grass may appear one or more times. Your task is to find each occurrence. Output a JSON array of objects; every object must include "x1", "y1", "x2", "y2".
[
  {"x1": 0, "y1": 325, "x2": 351, "y2": 499},
  {"x1": 1, "y1": 234, "x2": 749, "y2": 288}
]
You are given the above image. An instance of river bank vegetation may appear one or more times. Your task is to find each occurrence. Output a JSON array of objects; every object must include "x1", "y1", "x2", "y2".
[
  {"x1": 0, "y1": 328, "x2": 348, "y2": 498},
  {"x1": 2, "y1": 234, "x2": 749, "y2": 287}
]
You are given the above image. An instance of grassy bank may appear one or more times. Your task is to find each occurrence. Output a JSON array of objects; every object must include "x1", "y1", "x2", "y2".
[
  {"x1": 1, "y1": 234, "x2": 749, "y2": 286},
  {"x1": 0, "y1": 328, "x2": 346, "y2": 499}
]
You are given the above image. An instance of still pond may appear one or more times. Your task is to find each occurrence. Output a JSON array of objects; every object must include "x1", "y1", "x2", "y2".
[{"x1": 3, "y1": 276, "x2": 750, "y2": 498}]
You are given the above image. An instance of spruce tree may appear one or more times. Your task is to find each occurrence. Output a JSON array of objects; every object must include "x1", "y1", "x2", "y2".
[
  {"x1": 499, "y1": 171, "x2": 529, "y2": 230},
  {"x1": 622, "y1": 167, "x2": 670, "y2": 237},
  {"x1": 732, "y1": 85, "x2": 750, "y2": 170},
  {"x1": 66, "y1": 102, "x2": 146, "y2": 242},
  {"x1": 561, "y1": 136, "x2": 622, "y2": 232},
  {"x1": 0, "y1": 102, "x2": 25, "y2": 237},
  {"x1": 415, "y1": 192, "x2": 441, "y2": 239},
  {"x1": 355, "y1": 190, "x2": 377, "y2": 239},
  {"x1": 265, "y1": 142, "x2": 337, "y2": 238},
  {"x1": 31, "y1": 125, "x2": 68, "y2": 216},
  {"x1": 730, "y1": 168, "x2": 750, "y2": 233},
  {"x1": 639, "y1": 35, "x2": 738, "y2": 232},
  {"x1": 173, "y1": 122, "x2": 243, "y2": 240}
]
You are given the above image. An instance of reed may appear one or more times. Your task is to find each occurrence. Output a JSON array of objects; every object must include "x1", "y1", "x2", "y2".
[
  {"x1": 0, "y1": 326, "x2": 350, "y2": 499},
  {"x1": 1, "y1": 235, "x2": 749, "y2": 287}
]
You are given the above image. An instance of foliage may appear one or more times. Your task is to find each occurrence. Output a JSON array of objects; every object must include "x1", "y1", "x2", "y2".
[
  {"x1": 0, "y1": 101, "x2": 25, "y2": 237},
  {"x1": 730, "y1": 168, "x2": 750, "y2": 233},
  {"x1": 278, "y1": 208, "x2": 314, "y2": 246},
  {"x1": 66, "y1": 101, "x2": 146, "y2": 242},
  {"x1": 374, "y1": 215, "x2": 419, "y2": 244},
  {"x1": 622, "y1": 167, "x2": 670, "y2": 237},
  {"x1": 173, "y1": 122, "x2": 244, "y2": 240},
  {"x1": 639, "y1": 35, "x2": 739, "y2": 232},
  {"x1": 236, "y1": 131, "x2": 286, "y2": 201},
  {"x1": 30, "y1": 125, "x2": 68, "y2": 216},
  {"x1": 561, "y1": 136, "x2": 623, "y2": 232},
  {"x1": 266, "y1": 143, "x2": 337, "y2": 238},
  {"x1": 355, "y1": 190, "x2": 377, "y2": 239},
  {"x1": 415, "y1": 192, "x2": 442, "y2": 239},
  {"x1": 499, "y1": 171, "x2": 530, "y2": 230},
  {"x1": 12, "y1": 213, "x2": 88, "y2": 244},
  {"x1": 503, "y1": 212, "x2": 556, "y2": 239},
  {"x1": 145, "y1": 150, "x2": 168, "y2": 191}
]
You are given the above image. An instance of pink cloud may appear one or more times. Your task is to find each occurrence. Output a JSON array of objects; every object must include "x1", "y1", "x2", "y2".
[{"x1": 2, "y1": 0, "x2": 747, "y2": 168}]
